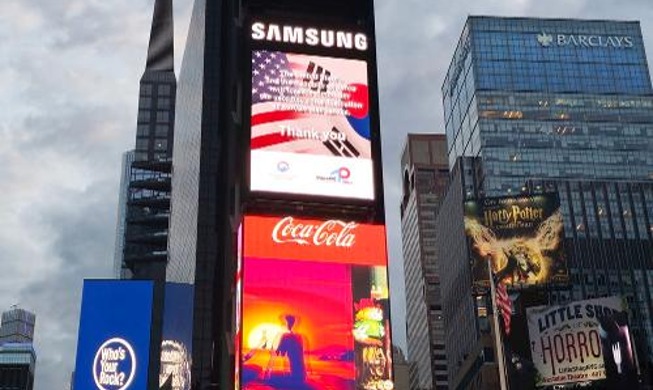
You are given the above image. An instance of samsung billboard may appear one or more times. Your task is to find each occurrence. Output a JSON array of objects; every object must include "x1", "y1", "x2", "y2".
[
  {"x1": 238, "y1": 215, "x2": 394, "y2": 389},
  {"x1": 74, "y1": 280, "x2": 154, "y2": 390},
  {"x1": 247, "y1": 19, "x2": 378, "y2": 203}
]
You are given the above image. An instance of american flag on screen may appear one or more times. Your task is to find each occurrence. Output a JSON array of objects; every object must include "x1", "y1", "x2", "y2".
[{"x1": 250, "y1": 50, "x2": 371, "y2": 158}]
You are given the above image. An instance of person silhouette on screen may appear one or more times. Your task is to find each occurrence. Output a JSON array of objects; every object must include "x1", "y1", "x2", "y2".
[{"x1": 275, "y1": 314, "x2": 307, "y2": 383}]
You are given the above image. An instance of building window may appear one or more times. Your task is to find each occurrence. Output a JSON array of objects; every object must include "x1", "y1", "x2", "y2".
[
  {"x1": 156, "y1": 111, "x2": 170, "y2": 123},
  {"x1": 158, "y1": 85, "x2": 171, "y2": 96},
  {"x1": 155, "y1": 125, "x2": 169, "y2": 137}
]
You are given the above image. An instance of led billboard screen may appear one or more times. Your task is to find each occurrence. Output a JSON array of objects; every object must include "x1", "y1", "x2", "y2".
[
  {"x1": 249, "y1": 50, "x2": 374, "y2": 200},
  {"x1": 74, "y1": 280, "x2": 154, "y2": 390},
  {"x1": 239, "y1": 215, "x2": 393, "y2": 389},
  {"x1": 464, "y1": 193, "x2": 568, "y2": 291},
  {"x1": 526, "y1": 296, "x2": 626, "y2": 387},
  {"x1": 159, "y1": 282, "x2": 194, "y2": 390}
]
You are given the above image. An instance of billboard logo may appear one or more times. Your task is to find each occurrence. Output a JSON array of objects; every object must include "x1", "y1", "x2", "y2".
[
  {"x1": 272, "y1": 216, "x2": 357, "y2": 247},
  {"x1": 537, "y1": 32, "x2": 553, "y2": 47},
  {"x1": 251, "y1": 22, "x2": 368, "y2": 51},
  {"x1": 276, "y1": 161, "x2": 290, "y2": 173},
  {"x1": 93, "y1": 338, "x2": 136, "y2": 390},
  {"x1": 316, "y1": 167, "x2": 352, "y2": 184},
  {"x1": 536, "y1": 31, "x2": 634, "y2": 49},
  {"x1": 329, "y1": 167, "x2": 351, "y2": 183}
]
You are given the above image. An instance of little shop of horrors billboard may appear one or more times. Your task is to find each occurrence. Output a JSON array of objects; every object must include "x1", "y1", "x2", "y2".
[
  {"x1": 464, "y1": 193, "x2": 568, "y2": 291},
  {"x1": 526, "y1": 296, "x2": 635, "y2": 387}
]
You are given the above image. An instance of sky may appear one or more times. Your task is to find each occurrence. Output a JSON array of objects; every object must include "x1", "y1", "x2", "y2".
[{"x1": 0, "y1": 0, "x2": 651, "y2": 388}]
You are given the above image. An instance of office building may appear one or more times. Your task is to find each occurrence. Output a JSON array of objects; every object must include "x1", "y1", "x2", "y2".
[
  {"x1": 108, "y1": 0, "x2": 176, "y2": 386},
  {"x1": 0, "y1": 308, "x2": 36, "y2": 390},
  {"x1": 0, "y1": 308, "x2": 35, "y2": 345},
  {"x1": 168, "y1": 0, "x2": 388, "y2": 388},
  {"x1": 393, "y1": 346, "x2": 411, "y2": 390},
  {"x1": 113, "y1": 150, "x2": 135, "y2": 279},
  {"x1": 120, "y1": 0, "x2": 175, "y2": 280},
  {"x1": 439, "y1": 16, "x2": 653, "y2": 387},
  {"x1": 400, "y1": 134, "x2": 450, "y2": 389},
  {"x1": 0, "y1": 344, "x2": 36, "y2": 390}
]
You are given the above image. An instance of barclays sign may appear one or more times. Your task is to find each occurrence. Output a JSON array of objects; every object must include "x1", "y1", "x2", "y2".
[{"x1": 537, "y1": 32, "x2": 634, "y2": 49}]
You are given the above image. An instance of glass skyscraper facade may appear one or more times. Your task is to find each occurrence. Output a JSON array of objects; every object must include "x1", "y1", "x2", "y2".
[{"x1": 441, "y1": 16, "x2": 653, "y2": 387}]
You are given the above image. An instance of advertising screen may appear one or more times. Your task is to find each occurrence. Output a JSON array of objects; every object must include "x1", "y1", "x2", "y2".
[
  {"x1": 74, "y1": 280, "x2": 154, "y2": 390},
  {"x1": 159, "y1": 282, "x2": 194, "y2": 390},
  {"x1": 239, "y1": 215, "x2": 394, "y2": 390},
  {"x1": 464, "y1": 193, "x2": 568, "y2": 291},
  {"x1": 249, "y1": 49, "x2": 374, "y2": 200},
  {"x1": 598, "y1": 311, "x2": 639, "y2": 388},
  {"x1": 527, "y1": 296, "x2": 625, "y2": 387}
]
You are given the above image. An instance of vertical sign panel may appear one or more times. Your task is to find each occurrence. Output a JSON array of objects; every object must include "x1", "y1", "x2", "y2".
[
  {"x1": 159, "y1": 282, "x2": 194, "y2": 390},
  {"x1": 74, "y1": 280, "x2": 154, "y2": 390},
  {"x1": 248, "y1": 24, "x2": 375, "y2": 201},
  {"x1": 464, "y1": 193, "x2": 569, "y2": 291},
  {"x1": 239, "y1": 215, "x2": 394, "y2": 389}
]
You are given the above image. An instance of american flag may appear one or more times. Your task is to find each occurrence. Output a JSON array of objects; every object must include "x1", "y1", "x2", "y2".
[
  {"x1": 495, "y1": 279, "x2": 512, "y2": 335},
  {"x1": 250, "y1": 50, "x2": 367, "y2": 158}
]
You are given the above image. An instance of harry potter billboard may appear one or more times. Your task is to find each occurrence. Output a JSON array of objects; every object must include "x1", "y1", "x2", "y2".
[{"x1": 464, "y1": 193, "x2": 568, "y2": 291}]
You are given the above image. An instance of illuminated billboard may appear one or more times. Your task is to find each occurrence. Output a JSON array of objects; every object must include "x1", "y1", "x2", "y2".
[
  {"x1": 527, "y1": 296, "x2": 627, "y2": 387},
  {"x1": 239, "y1": 215, "x2": 394, "y2": 389},
  {"x1": 159, "y1": 282, "x2": 194, "y2": 390},
  {"x1": 598, "y1": 311, "x2": 639, "y2": 388},
  {"x1": 249, "y1": 49, "x2": 374, "y2": 200},
  {"x1": 74, "y1": 280, "x2": 154, "y2": 390},
  {"x1": 464, "y1": 193, "x2": 568, "y2": 291}
]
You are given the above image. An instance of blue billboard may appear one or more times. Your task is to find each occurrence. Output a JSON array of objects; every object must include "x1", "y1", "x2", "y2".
[
  {"x1": 159, "y1": 282, "x2": 194, "y2": 390},
  {"x1": 74, "y1": 280, "x2": 154, "y2": 390}
]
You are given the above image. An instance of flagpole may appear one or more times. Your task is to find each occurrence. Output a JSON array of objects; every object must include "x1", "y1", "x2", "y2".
[{"x1": 488, "y1": 259, "x2": 508, "y2": 390}]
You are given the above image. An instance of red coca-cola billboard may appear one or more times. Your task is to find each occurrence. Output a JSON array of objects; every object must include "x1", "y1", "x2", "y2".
[{"x1": 238, "y1": 215, "x2": 394, "y2": 389}]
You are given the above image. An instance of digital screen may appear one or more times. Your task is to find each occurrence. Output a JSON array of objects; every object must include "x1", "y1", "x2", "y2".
[
  {"x1": 159, "y1": 282, "x2": 194, "y2": 390},
  {"x1": 599, "y1": 311, "x2": 639, "y2": 388},
  {"x1": 239, "y1": 215, "x2": 394, "y2": 389},
  {"x1": 527, "y1": 296, "x2": 626, "y2": 387},
  {"x1": 464, "y1": 193, "x2": 568, "y2": 291},
  {"x1": 249, "y1": 50, "x2": 374, "y2": 200},
  {"x1": 74, "y1": 280, "x2": 154, "y2": 390}
]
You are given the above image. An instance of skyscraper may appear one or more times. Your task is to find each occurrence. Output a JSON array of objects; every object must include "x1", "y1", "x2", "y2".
[
  {"x1": 0, "y1": 307, "x2": 36, "y2": 390},
  {"x1": 0, "y1": 344, "x2": 36, "y2": 390},
  {"x1": 438, "y1": 16, "x2": 653, "y2": 387},
  {"x1": 0, "y1": 307, "x2": 35, "y2": 345},
  {"x1": 109, "y1": 0, "x2": 176, "y2": 386},
  {"x1": 168, "y1": 0, "x2": 389, "y2": 388},
  {"x1": 121, "y1": 0, "x2": 176, "y2": 280},
  {"x1": 400, "y1": 134, "x2": 450, "y2": 389},
  {"x1": 113, "y1": 150, "x2": 135, "y2": 279}
]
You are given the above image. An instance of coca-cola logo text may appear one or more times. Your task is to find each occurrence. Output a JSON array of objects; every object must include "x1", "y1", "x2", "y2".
[{"x1": 272, "y1": 217, "x2": 357, "y2": 247}]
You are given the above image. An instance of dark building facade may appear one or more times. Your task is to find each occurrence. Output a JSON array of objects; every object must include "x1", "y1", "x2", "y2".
[
  {"x1": 167, "y1": 0, "x2": 385, "y2": 388},
  {"x1": 121, "y1": 0, "x2": 176, "y2": 279},
  {"x1": 400, "y1": 134, "x2": 450, "y2": 389},
  {"x1": 439, "y1": 16, "x2": 653, "y2": 388},
  {"x1": 110, "y1": 0, "x2": 176, "y2": 387},
  {"x1": 0, "y1": 344, "x2": 36, "y2": 390}
]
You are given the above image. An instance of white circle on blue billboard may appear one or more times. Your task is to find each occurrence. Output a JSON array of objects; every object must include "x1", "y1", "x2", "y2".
[{"x1": 92, "y1": 337, "x2": 137, "y2": 390}]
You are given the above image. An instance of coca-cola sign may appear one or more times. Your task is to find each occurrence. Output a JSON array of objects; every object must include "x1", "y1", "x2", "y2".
[{"x1": 272, "y1": 216, "x2": 357, "y2": 247}]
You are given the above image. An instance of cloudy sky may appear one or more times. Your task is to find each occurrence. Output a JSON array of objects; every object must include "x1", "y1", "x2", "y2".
[{"x1": 0, "y1": 0, "x2": 651, "y2": 388}]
